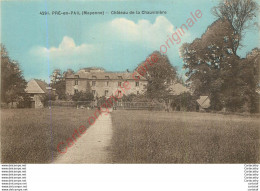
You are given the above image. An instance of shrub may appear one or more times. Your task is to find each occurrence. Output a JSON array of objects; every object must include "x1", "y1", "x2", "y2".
[
  {"x1": 72, "y1": 91, "x2": 94, "y2": 102},
  {"x1": 170, "y1": 92, "x2": 197, "y2": 111},
  {"x1": 17, "y1": 94, "x2": 31, "y2": 108}
]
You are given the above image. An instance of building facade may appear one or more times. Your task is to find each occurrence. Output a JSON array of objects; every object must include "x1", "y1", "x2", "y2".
[{"x1": 65, "y1": 68, "x2": 148, "y2": 98}]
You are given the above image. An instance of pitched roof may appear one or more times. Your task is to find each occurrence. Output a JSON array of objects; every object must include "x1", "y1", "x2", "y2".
[
  {"x1": 66, "y1": 69, "x2": 147, "y2": 80},
  {"x1": 168, "y1": 83, "x2": 190, "y2": 95},
  {"x1": 196, "y1": 96, "x2": 210, "y2": 109},
  {"x1": 25, "y1": 79, "x2": 49, "y2": 94}
]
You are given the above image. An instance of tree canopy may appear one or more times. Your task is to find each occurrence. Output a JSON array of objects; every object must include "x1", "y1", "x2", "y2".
[
  {"x1": 51, "y1": 68, "x2": 75, "y2": 100},
  {"x1": 1, "y1": 44, "x2": 27, "y2": 104},
  {"x1": 136, "y1": 51, "x2": 177, "y2": 100},
  {"x1": 212, "y1": 0, "x2": 259, "y2": 54},
  {"x1": 180, "y1": 18, "x2": 259, "y2": 112}
]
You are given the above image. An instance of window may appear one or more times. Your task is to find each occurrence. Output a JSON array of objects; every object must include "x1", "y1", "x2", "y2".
[
  {"x1": 118, "y1": 91, "x2": 122, "y2": 96},
  {"x1": 118, "y1": 76, "x2": 123, "y2": 79},
  {"x1": 137, "y1": 91, "x2": 139, "y2": 95},
  {"x1": 92, "y1": 75, "x2": 97, "y2": 79},
  {"x1": 135, "y1": 81, "x2": 139, "y2": 87},
  {"x1": 92, "y1": 90, "x2": 96, "y2": 95},
  {"x1": 105, "y1": 76, "x2": 109, "y2": 79},
  {"x1": 74, "y1": 75, "x2": 79, "y2": 78},
  {"x1": 92, "y1": 81, "x2": 96, "y2": 86},
  {"x1": 118, "y1": 82, "x2": 122, "y2": 86},
  {"x1": 105, "y1": 90, "x2": 108, "y2": 96},
  {"x1": 75, "y1": 79, "x2": 78, "y2": 85},
  {"x1": 74, "y1": 89, "x2": 79, "y2": 94},
  {"x1": 106, "y1": 81, "x2": 109, "y2": 86}
]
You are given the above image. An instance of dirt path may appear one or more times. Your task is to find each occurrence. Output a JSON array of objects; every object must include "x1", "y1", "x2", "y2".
[{"x1": 53, "y1": 110, "x2": 113, "y2": 163}]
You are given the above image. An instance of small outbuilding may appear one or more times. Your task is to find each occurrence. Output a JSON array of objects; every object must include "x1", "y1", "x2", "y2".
[
  {"x1": 25, "y1": 79, "x2": 57, "y2": 108},
  {"x1": 196, "y1": 96, "x2": 210, "y2": 111}
]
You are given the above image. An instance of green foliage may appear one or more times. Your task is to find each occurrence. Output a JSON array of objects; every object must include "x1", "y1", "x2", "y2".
[
  {"x1": 237, "y1": 48, "x2": 260, "y2": 113},
  {"x1": 52, "y1": 80, "x2": 66, "y2": 100},
  {"x1": 17, "y1": 94, "x2": 32, "y2": 108},
  {"x1": 170, "y1": 92, "x2": 197, "y2": 111},
  {"x1": 50, "y1": 69, "x2": 62, "y2": 84},
  {"x1": 96, "y1": 96, "x2": 108, "y2": 107},
  {"x1": 180, "y1": 19, "x2": 260, "y2": 112},
  {"x1": 51, "y1": 68, "x2": 75, "y2": 100},
  {"x1": 136, "y1": 51, "x2": 177, "y2": 100},
  {"x1": 122, "y1": 94, "x2": 136, "y2": 102},
  {"x1": 1, "y1": 44, "x2": 27, "y2": 104},
  {"x1": 72, "y1": 91, "x2": 94, "y2": 102},
  {"x1": 41, "y1": 92, "x2": 57, "y2": 107},
  {"x1": 212, "y1": 0, "x2": 259, "y2": 54},
  {"x1": 122, "y1": 94, "x2": 151, "y2": 102},
  {"x1": 180, "y1": 19, "x2": 236, "y2": 110}
]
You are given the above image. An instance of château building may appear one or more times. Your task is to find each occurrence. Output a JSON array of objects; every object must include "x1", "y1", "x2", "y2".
[{"x1": 65, "y1": 68, "x2": 148, "y2": 98}]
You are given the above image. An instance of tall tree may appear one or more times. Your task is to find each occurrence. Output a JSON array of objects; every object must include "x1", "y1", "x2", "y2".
[
  {"x1": 50, "y1": 69, "x2": 62, "y2": 84},
  {"x1": 180, "y1": 18, "x2": 259, "y2": 112},
  {"x1": 237, "y1": 48, "x2": 260, "y2": 112},
  {"x1": 212, "y1": 0, "x2": 259, "y2": 54},
  {"x1": 51, "y1": 69, "x2": 74, "y2": 100},
  {"x1": 1, "y1": 44, "x2": 27, "y2": 104},
  {"x1": 52, "y1": 80, "x2": 66, "y2": 100},
  {"x1": 136, "y1": 51, "x2": 177, "y2": 100},
  {"x1": 180, "y1": 19, "x2": 240, "y2": 110}
]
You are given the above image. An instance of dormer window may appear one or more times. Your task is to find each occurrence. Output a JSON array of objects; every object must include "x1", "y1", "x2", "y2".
[{"x1": 75, "y1": 79, "x2": 78, "y2": 85}]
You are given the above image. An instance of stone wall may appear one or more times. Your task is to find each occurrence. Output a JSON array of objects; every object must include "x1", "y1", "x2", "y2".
[{"x1": 33, "y1": 94, "x2": 44, "y2": 108}]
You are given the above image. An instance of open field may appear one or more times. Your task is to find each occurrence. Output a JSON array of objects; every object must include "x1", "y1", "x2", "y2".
[
  {"x1": 110, "y1": 110, "x2": 260, "y2": 163},
  {"x1": 1, "y1": 108, "x2": 259, "y2": 163},
  {"x1": 1, "y1": 108, "x2": 96, "y2": 163}
]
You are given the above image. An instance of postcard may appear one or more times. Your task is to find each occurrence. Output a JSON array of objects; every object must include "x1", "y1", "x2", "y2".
[{"x1": 1, "y1": 0, "x2": 259, "y2": 166}]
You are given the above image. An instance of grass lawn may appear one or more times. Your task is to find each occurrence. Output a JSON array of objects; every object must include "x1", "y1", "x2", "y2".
[
  {"x1": 1, "y1": 108, "x2": 96, "y2": 163},
  {"x1": 110, "y1": 110, "x2": 259, "y2": 163}
]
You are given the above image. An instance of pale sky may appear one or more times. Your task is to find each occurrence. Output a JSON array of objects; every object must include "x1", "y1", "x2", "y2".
[{"x1": 1, "y1": 0, "x2": 259, "y2": 82}]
